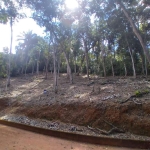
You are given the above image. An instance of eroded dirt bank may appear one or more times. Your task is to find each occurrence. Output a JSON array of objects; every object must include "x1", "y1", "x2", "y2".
[
  {"x1": 13, "y1": 101, "x2": 150, "y2": 136},
  {"x1": 0, "y1": 74, "x2": 150, "y2": 138}
]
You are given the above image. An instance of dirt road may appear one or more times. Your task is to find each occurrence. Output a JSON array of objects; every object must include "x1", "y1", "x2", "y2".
[{"x1": 0, "y1": 124, "x2": 136, "y2": 150}]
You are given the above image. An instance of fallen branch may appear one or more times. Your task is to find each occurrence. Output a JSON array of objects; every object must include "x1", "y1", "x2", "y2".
[
  {"x1": 103, "y1": 119, "x2": 116, "y2": 128},
  {"x1": 132, "y1": 99, "x2": 142, "y2": 105},
  {"x1": 87, "y1": 125, "x2": 96, "y2": 131},
  {"x1": 120, "y1": 95, "x2": 136, "y2": 104},
  {"x1": 97, "y1": 127, "x2": 125, "y2": 135},
  {"x1": 87, "y1": 125, "x2": 100, "y2": 134},
  {"x1": 87, "y1": 125, "x2": 125, "y2": 135},
  {"x1": 120, "y1": 90, "x2": 149, "y2": 104}
]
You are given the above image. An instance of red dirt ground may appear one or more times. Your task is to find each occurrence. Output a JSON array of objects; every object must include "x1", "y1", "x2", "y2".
[{"x1": 0, "y1": 124, "x2": 135, "y2": 150}]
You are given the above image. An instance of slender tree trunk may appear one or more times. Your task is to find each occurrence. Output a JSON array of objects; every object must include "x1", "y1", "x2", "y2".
[
  {"x1": 42, "y1": 66, "x2": 45, "y2": 74},
  {"x1": 25, "y1": 65, "x2": 27, "y2": 77},
  {"x1": 25, "y1": 58, "x2": 28, "y2": 77},
  {"x1": 125, "y1": 36, "x2": 136, "y2": 78},
  {"x1": 111, "y1": 57, "x2": 115, "y2": 77},
  {"x1": 57, "y1": 56, "x2": 60, "y2": 77},
  {"x1": 124, "y1": 62, "x2": 127, "y2": 77},
  {"x1": 50, "y1": 64, "x2": 53, "y2": 74},
  {"x1": 117, "y1": 1, "x2": 150, "y2": 63},
  {"x1": 101, "y1": 47, "x2": 106, "y2": 77},
  {"x1": 98, "y1": 63, "x2": 100, "y2": 75},
  {"x1": 83, "y1": 39, "x2": 89, "y2": 80},
  {"x1": 129, "y1": 48, "x2": 136, "y2": 78},
  {"x1": 7, "y1": 17, "x2": 13, "y2": 87},
  {"x1": 45, "y1": 59, "x2": 48, "y2": 79},
  {"x1": 36, "y1": 60, "x2": 39, "y2": 75},
  {"x1": 67, "y1": 64, "x2": 69, "y2": 78},
  {"x1": 64, "y1": 51, "x2": 73, "y2": 84},
  {"x1": 53, "y1": 47, "x2": 58, "y2": 93},
  {"x1": 32, "y1": 62, "x2": 34, "y2": 75},
  {"x1": 97, "y1": 41, "x2": 102, "y2": 76},
  {"x1": 97, "y1": 63, "x2": 100, "y2": 75},
  {"x1": 102, "y1": 56, "x2": 106, "y2": 77},
  {"x1": 74, "y1": 56, "x2": 77, "y2": 74},
  {"x1": 141, "y1": 56, "x2": 145, "y2": 75},
  {"x1": 85, "y1": 50, "x2": 89, "y2": 79},
  {"x1": 36, "y1": 51, "x2": 40, "y2": 76},
  {"x1": 145, "y1": 55, "x2": 148, "y2": 78}
]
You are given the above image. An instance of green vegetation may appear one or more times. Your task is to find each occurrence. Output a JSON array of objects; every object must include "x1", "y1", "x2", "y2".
[{"x1": 135, "y1": 89, "x2": 150, "y2": 97}]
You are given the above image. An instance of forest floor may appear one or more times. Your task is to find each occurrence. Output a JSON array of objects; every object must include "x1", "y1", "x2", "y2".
[{"x1": 0, "y1": 73, "x2": 150, "y2": 141}]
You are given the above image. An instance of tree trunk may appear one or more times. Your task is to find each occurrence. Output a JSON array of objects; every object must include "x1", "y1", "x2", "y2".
[
  {"x1": 32, "y1": 62, "x2": 35, "y2": 75},
  {"x1": 102, "y1": 56, "x2": 106, "y2": 77},
  {"x1": 85, "y1": 49, "x2": 89, "y2": 79},
  {"x1": 45, "y1": 59, "x2": 48, "y2": 79},
  {"x1": 64, "y1": 51, "x2": 73, "y2": 84},
  {"x1": 24, "y1": 58, "x2": 28, "y2": 77},
  {"x1": 74, "y1": 56, "x2": 77, "y2": 74},
  {"x1": 7, "y1": 17, "x2": 13, "y2": 87},
  {"x1": 57, "y1": 56, "x2": 60, "y2": 77},
  {"x1": 53, "y1": 47, "x2": 58, "y2": 93},
  {"x1": 125, "y1": 35, "x2": 136, "y2": 78},
  {"x1": 83, "y1": 39, "x2": 89, "y2": 80},
  {"x1": 111, "y1": 57, "x2": 115, "y2": 77},
  {"x1": 129, "y1": 48, "x2": 136, "y2": 78},
  {"x1": 67, "y1": 64, "x2": 69, "y2": 78},
  {"x1": 101, "y1": 48, "x2": 106, "y2": 77},
  {"x1": 98, "y1": 63, "x2": 100, "y2": 75},
  {"x1": 36, "y1": 51, "x2": 40, "y2": 76},
  {"x1": 117, "y1": 1, "x2": 150, "y2": 63},
  {"x1": 145, "y1": 55, "x2": 148, "y2": 78},
  {"x1": 36, "y1": 60, "x2": 39, "y2": 75},
  {"x1": 25, "y1": 64, "x2": 27, "y2": 77},
  {"x1": 141, "y1": 56, "x2": 145, "y2": 75},
  {"x1": 49, "y1": 64, "x2": 53, "y2": 74},
  {"x1": 124, "y1": 62, "x2": 127, "y2": 77}
]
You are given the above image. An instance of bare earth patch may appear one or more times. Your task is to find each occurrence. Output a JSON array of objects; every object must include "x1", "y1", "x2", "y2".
[
  {"x1": 0, "y1": 73, "x2": 150, "y2": 140},
  {"x1": 0, "y1": 124, "x2": 135, "y2": 150}
]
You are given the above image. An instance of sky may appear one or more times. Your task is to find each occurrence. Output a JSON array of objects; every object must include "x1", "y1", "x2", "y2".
[
  {"x1": 0, "y1": 8, "x2": 45, "y2": 53},
  {"x1": 0, "y1": 0, "x2": 78, "y2": 53}
]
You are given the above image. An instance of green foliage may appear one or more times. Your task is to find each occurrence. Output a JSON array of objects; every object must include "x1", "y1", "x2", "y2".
[
  {"x1": 135, "y1": 89, "x2": 149, "y2": 97},
  {"x1": 0, "y1": 52, "x2": 7, "y2": 78}
]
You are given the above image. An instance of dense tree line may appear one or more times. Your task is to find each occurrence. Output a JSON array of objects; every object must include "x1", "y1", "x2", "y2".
[{"x1": 0, "y1": 0, "x2": 150, "y2": 91}]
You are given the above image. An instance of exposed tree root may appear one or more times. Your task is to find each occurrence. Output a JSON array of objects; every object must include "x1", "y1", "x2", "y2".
[
  {"x1": 120, "y1": 97, "x2": 142, "y2": 105},
  {"x1": 120, "y1": 95, "x2": 135, "y2": 104},
  {"x1": 120, "y1": 96, "x2": 142, "y2": 105}
]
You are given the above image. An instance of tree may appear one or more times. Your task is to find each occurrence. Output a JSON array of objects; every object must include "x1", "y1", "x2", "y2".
[
  {"x1": 2, "y1": 0, "x2": 25, "y2": 86},
  {"x1": 116, "y1": 0, "x2": 150, "y2": 63},
  {"x1": 17, "y1": 31, "x2": 38, "y2": 76}
]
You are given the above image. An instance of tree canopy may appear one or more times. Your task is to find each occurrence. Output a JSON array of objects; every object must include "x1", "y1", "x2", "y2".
[{"x1": 0, "y1": 0, "x2": 150, "y2": 83}]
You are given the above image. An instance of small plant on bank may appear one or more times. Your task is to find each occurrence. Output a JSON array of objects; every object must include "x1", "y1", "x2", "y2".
[{"x1": 135, "y1": 89, "x2": 150, "y2": 97}]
